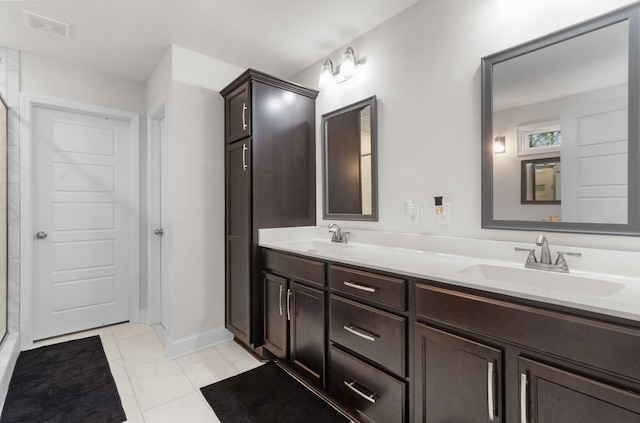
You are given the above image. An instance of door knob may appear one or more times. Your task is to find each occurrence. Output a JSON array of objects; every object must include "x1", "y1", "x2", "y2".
[
  {"x1": 35, "y1": 231, "x2": 48, "y2": 240},
  {"x1": 154, "y1": 228, "x2": 164, "y2": 236}
]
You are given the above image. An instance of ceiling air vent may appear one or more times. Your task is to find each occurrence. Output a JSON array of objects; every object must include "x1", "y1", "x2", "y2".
[{"x1": 23, "y1": 10, "x2": 71, "y2": 39}]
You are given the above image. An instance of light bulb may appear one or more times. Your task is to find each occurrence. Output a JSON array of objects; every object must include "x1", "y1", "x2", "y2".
[
  {"x1": 340, "y1": 47, "x2": 356, "y2": 79},
  {"x1": 494, "y1": 136, "x2": 506, "y2": 154},
  {"x1": 319, "y1": 59, "x2": 335, "y2": 89}
]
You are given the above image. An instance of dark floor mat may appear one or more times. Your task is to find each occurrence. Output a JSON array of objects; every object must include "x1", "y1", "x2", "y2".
[
  {"x1": 0, "y1": 335, "x2": 126, "y2": 423},
  {"x1": 200, "y1": 361, "x2": 349, "y2": 423}
]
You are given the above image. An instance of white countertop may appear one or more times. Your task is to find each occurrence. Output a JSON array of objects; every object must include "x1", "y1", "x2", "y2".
[{"x1": 259, "y1": 227, "x2": 640, "y2": 323}]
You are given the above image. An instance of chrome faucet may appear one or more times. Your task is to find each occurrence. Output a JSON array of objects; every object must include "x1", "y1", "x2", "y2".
[
  {"x1": 328, "y1": 223, "x2": 350, "y2": 244},
  {"x1": 515, "y1": 235, "x2": 582, "y2": 273},
  {"x1": 536, "y1": 235, "x2": 552, "y2": 265}
]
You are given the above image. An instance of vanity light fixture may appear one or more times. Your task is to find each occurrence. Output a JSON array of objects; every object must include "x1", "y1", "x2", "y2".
[
  {"x1": 318, "y1": 47, "x2": 361, "y2": 89},
  {"x1": 494, "y1": 136, "x2": 506, "y2": 154}
]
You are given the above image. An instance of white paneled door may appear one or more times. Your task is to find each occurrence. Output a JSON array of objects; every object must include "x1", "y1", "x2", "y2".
[
  {"x1": 32, "y1": 105, "x2": 133, "y2": 340},
  {"x1": 561, "y1": 96, "x2": 628, "y2": 224}
]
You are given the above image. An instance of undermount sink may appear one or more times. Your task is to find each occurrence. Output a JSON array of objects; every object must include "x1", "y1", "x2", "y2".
[
  {"x1": 289, "y1": 240, "x2": 354, "y2": 254},
  {"x1": 459, "y1": 264, "x2": 625, "y2": 297}
]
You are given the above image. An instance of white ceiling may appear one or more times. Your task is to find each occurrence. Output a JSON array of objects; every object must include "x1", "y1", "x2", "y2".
[
  {"x1": 0, "y1": 0, "x2": 421, "y2": 82},
  {"x1": 493, "y1": 19, "x2": 628, "y2": 111}
]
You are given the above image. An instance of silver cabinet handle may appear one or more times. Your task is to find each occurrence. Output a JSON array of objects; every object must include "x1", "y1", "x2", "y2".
[
  {"x1": 278, "y1": 285, "x2": 284, "y2": 317},
  {"x1": 154, "y1": 228, "x2": 164, "y2": 236},
  {"x1": 343, "y1": 281, "x2": 376, "y2": 293},
  {"x1": 242, "y1": 103, "x2": 248, "y2": 130},
  {"x1": 488, "y1": 361, "x2": 495, "y2": 422},
  {"x1": 286, "y1": 288, "x2": 292, "y2": 321},
  {"x1": 343, "y1": 325, "x2": 376, "y2": 342},
  {"x1": 36, "y1": 231, "x2": 48, "y2": 240},
  {"x1": 242, "y1": 144, "x2": 248, "y2": 171},
  {"x1": 520, "y1": 373, "x2": 528, "y2": 423},
  {"x1": 344, "y1": 380, "x2": 376, "y2": 404}
]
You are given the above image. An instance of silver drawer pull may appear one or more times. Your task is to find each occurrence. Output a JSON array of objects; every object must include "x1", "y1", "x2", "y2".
[
  {"x1": 242, "y1": 144, "x2": 248, "y2": 171},
  {"x1": 343, "y1": 325, "x2": 377, "y2": 342},
  {"x1": 520, "y1": 373, "x2": 528, "y2": 423},
  {"x1": 343, "y1": 281, "x2": 376, "y2": 293},
  {"x1": 344, "y1": 380, "x2": 377, "y2": 404},
  {"x1": 242, "y1": 103, "x2": 248, "y2": 130},
  {"x1": 488, "y1": 361, "x2": 495, "y2": 421}
]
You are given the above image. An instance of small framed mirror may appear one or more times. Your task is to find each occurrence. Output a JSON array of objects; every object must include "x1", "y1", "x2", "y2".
[
  {"x1": 521, "y1": 157, "x2": 561, "y2": 205},
  {"x1": 322, "y1": 96, "x2": 378, "y2": 221}
]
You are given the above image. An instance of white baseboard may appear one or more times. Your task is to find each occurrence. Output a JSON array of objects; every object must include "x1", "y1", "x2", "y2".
[
  {"x1": 155, "y1": 326, "x2": 234, "y2": 359},
  {"x1": 137, "y1": 308, "x2": 148, "y2": 324},
  {"x1": 0, "y1": 333, "x2": 21, "y2": 410}
]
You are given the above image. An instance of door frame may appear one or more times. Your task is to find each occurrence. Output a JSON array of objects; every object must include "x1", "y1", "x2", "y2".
[
  {"x1": 147, "y1": 99, "x2": 169, "y2": 330},
  {"x1": 20, "y1": 93, "x2": 140, "y2": 348}
]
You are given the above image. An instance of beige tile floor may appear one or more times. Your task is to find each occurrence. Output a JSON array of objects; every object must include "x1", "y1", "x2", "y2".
[{"x1": 30, "y1": 323, "x2": 263, "y2": 423}]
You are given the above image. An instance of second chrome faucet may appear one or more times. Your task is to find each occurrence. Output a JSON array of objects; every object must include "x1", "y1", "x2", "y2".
[
  {"x1": 515, "y1": 235, "x2": 581, "y2": 273},
  {"x1": 328, "y1": 223, "x2": 350, "y2": 244}
]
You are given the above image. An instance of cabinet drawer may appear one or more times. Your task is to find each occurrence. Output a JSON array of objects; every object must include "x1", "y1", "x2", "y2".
[
  {"x1": 263, "y1": 250, "x2": 325, "y2": 287},
  {"x1": 415, "y1": 283, "x2": 640, "y2": 381},
  {"x1": 330, "y1": 345, "x2": 405, "y2": 423},
  {"x1": 330, "y1": 265, "x2": 406, "y2": 310},
  {"x1": 331, "y1": 295, "x2": 405, "y2": 376}
]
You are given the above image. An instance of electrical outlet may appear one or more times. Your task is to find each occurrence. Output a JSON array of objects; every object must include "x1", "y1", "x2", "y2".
[
  {"x1": 437, "y1": 203, "x2": 451, "y2": 224},
  {"x1": 409, "y1": 203, "x2": 419, "y2": 224}
]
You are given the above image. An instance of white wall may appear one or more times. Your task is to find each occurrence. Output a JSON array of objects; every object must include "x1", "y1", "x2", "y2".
[
  {"x1": 147, "y1": 48, "x2": 172, "y2": 110},
  {"x1": 146, "y1": 45, "x2": 241, "y2": 344},
  {"x1": 21, "y1": 53, "x2": 147, "y2": 115},
  {"x1": 166, "y1": 81, "x2": 225, "y2": 339},
  {"x1": 172, "y1": 45, "x2": 244, "y2": 92},
  {"x1": 290, "y1": 0, "x2": 640, "y2": 251}
]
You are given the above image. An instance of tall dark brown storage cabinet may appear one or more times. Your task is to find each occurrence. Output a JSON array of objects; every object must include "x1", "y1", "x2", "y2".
[{"x1": 221, "y1": 69, "x2": 318, "y2": 348}]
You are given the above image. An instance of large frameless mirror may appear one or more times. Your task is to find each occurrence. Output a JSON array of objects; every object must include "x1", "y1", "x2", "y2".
[
  {"x1": 322, "y1": 96, "x2": 378, "y2": 221},
  {"x1": 482, "y1": 4, "x2": 640, "y2": 235}
]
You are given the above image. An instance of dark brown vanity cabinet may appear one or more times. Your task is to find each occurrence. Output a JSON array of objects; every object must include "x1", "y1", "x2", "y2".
[
  {"x1": 262, "y1": 250, "x2": 326, "y2": 386},
  {"x1": 258, "y1": 248, "x2": 640, "y2": 422},
  {"x1": 222, "y1": 69, "x2": 318, "y2": 348},
  {"x1": 328, "y1": 265, "x2": 408, "y2": 423},
  {"x1": 413, "y1": 323, "x2": 501, "y2": 423},
  {"x1": 413, "y1": 283, "x2": 640, "y2": 423},
  {"x1": 519, "y1": 357, "x2": 640, "y2": 423},
  {"x1": 263, "y1": 272, "x2": 287, "y2": 359},
  {"x1": 225, "y1": 140, "x2": 252, "y2": 343},
  {"x1": 224, "y1": 81, "x2": 251, "y2": 143}
]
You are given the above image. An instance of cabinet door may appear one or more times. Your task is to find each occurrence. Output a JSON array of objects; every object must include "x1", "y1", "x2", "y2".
[
  {"x1": 519, "y1": 357, "x2": 640, "y2": 423},
  {"x1": 262, "y1": 272, "x2": 287, "y2": 359},
  {"x1": 414, "y1": 323, "x2": 502, "y2": 423},
  {"x1": 226, "y1": 140, "x2": 251, "y2": 344},
  {"x1": 225, "y1": 81, "x2": 251, "y2": 143},
  {"x1": 290, "y1": 281, "x2": 325, "y2": 386}
]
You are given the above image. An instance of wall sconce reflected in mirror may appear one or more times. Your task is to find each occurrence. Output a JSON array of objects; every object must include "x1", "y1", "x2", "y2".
[
  {"x1": 319, "y1": 47, "x2": 362, "y2": 89},
  {"x1": 494, "y1": 136, "x2": 506, "y2": 154}
]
